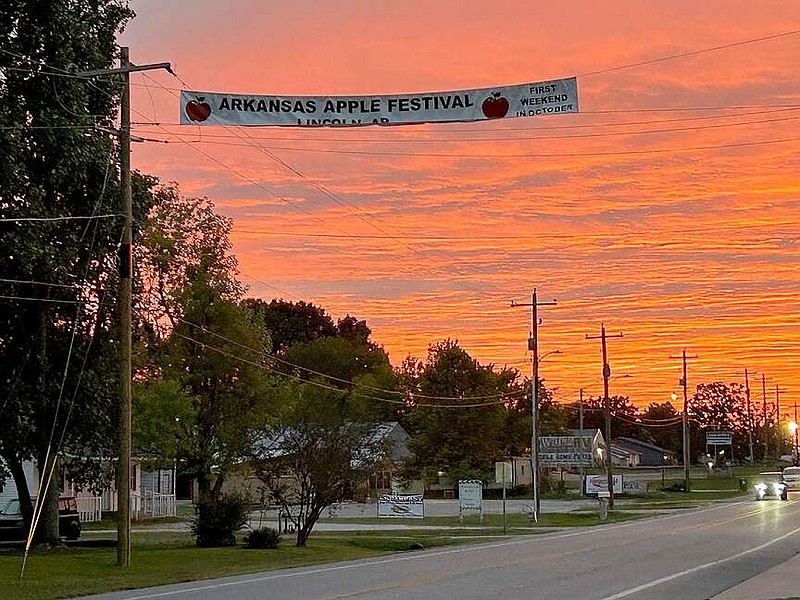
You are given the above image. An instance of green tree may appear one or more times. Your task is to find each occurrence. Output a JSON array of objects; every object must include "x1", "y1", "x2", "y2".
[
  {"x1": 639, "y1": 402, "x2": 681, "y2": 454},
  {"x1": 283, "y1": 330, "x2": 399, "y2": 423},
  {"x1": 398, "y1": 340, "x2": 520, "y2": 485},
  {"x1": 136, "y1": 192, "x2": 272, "y2": 502},
  {"x1": 251, "y1": 381, "x2": 385, "y2": 547},
  {"x1": 242, "y1": 299, "x2": 336, "y2": 354},
  {"x1": 690, "y1": 382, "x2": 748, "y2": 461},
  {"x1": 0, "y1": 0, "x2": 136, "y2": 543}
]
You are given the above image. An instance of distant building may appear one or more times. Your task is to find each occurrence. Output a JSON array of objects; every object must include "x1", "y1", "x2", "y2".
[{"x1": 613, "y1": 437, "x2": 678, "y2": 467}]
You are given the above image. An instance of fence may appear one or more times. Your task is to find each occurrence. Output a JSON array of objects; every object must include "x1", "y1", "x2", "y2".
[
  {"x1": 139, "y1": 491, "x2": 176, "y2": 519},
  {"x1": 75, "y1": 494, "x2": 103, "y2": 523}
]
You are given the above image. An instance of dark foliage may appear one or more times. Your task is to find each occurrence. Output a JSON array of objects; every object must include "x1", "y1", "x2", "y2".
[
  {"x1": 190, "y1": 494, "x2": 249, "y2": 547},
  {"x1": 243, "y1": 527, "x2": 281, "y2": 549}
]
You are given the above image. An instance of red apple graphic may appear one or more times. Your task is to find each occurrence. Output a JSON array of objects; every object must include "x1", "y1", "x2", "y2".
[
  {"x1": 185, "y1": 97, "x2": 211, "y2": 122},
  {"x1": 481, "y1": 92, "x2": 509, "y2": 119}
]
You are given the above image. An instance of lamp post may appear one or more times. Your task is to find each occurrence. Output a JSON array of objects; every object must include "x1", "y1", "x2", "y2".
[{"x1": 789, "y1": 421, "x2": 798, "y2": 465}]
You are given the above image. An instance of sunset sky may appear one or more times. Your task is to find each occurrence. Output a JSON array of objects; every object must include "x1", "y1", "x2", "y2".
[{"x1": 119, "y1": 1, "x2": 800, "y2": 412}]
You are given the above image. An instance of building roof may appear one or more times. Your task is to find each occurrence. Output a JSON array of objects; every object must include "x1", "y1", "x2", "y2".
[{"x1": 615, "y1": 437, "x2": 677, "y2": 456}]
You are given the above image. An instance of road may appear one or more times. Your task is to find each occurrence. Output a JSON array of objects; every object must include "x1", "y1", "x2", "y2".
[{"x1": 83, "y1": 498, "x2": 800, "y2": 600}]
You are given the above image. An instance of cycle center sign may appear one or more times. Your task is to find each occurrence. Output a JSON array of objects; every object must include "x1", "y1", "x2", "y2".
[{"x1": 180, "y1": 76, "x2": 578, "y2": 128}]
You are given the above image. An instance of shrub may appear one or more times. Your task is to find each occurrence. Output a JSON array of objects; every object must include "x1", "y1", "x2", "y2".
[
  {"x1": 191, "y1": 494, "x2": 250, "y2": 548},
  {"x1": 243, "y1": 527, "x2": 281, "y2": 549}
]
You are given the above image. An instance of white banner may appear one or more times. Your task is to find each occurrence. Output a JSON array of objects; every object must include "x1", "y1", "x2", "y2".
[
  {"x1": 377, "y1": 494, "x2": 424, "y2": 519},
  {"x1": 180, "y1": 77, "x2": 578, "y2": 127},
  {"x1": 585, "y1": 474, "x2": 623, "y2": 495}
]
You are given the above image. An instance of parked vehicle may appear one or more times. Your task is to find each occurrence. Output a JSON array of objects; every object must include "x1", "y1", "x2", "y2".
[
  {"x1": 753, "y1": 472, "x2": 788, "y2": 501},
  {"x1": 782, "y1": 466, "x2": 800, "y2": 491},
  {"x1": 0, "y1": 496, "x2": 81, "y2": 541}
]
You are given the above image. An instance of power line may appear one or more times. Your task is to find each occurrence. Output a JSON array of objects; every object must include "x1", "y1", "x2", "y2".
[
  {"x1": 577, "y1": 28, "x2": 800, "y2": 78},
  {"x1": 163, "y1": 134, "x2": 800, "y2": 159},
  {"x1": 0, "y1": 214, "x2": 123, "y2": 223},
  {"x1": 134, "y1": 107, "x2": 800, "y2": 144},
  {"x1": 173, "y1": 330, "x2": 519, "y2": 408},
  {"x1": 174, "y1": 315, "x2": 526, "y2": 402}
]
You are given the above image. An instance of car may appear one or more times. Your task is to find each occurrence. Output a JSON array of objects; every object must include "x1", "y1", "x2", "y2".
[
  {"x1": 0, "y1": 496, "x2": 81, "y2": 541},
  {"x1": 782, "y1": 466, "x2": 800, "y2": 491},
  {"x1": 753, "y1": 471, "x2": 788, "y2": 501}
]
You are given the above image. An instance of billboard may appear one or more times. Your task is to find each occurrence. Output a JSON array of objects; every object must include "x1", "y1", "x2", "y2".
[{"x1": 540, "y1": 435, "x2": 594, "y2": 467}]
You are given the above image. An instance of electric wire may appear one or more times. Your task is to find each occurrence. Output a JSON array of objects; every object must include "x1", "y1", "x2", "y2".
[
  {"x1": 173, "y1": 315, "x2": 527, "y2": 402},
  {"x1": 172, "y1": 329, "x2": 525, "y2": 408},
  {"x1": 132, "y1": 107, "x2": 800, "y2": 145}
]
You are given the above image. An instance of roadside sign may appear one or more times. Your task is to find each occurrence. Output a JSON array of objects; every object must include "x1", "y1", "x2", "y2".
[
  {"x1": 706, "y1": 431, "x2": 733, "y2": 445},
  {"x1": 377, "y1": 495, "x2": 424, "y2": 519}
]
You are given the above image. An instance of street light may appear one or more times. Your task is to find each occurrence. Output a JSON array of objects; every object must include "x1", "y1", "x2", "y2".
[{"x1": 788, "y1": 422, "x2": 798, "y2": 464}]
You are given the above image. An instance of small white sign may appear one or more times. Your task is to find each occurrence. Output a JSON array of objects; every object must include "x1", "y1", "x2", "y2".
[
  {"x1": 495, "y1": 461, "x2": 513, "y2": 484},
  {"x1": 458, "y1": 480, "x2": 483, "y2": 512}
]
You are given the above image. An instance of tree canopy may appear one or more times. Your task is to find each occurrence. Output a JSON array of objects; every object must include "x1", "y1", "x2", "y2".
[{"x1": 0, "y1": 0, "x2": 136, "y2": 542}]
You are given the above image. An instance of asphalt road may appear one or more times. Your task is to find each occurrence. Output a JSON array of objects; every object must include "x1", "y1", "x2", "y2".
[{"x1": 82, "y1": 498, "x2": 800, "y2": 600}]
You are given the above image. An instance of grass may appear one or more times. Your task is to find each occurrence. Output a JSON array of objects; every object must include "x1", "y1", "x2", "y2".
[
  {"x1": 1, "y1": 508, "x2": 648, "y2": 600},
  {"x1": 1, "y1": 536, "x2": 389, "y2": 600},
  {"x1": 1, "y1": 476, "x2": 755, "y2": 600}
]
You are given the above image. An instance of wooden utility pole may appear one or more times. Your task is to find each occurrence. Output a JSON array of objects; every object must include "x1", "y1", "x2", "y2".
[
  {"x1": 579, "y1": 388, "x2": 585, "y2": 496},
  {"x1": 76, "y1": 48, "x2": 172, "y2": 567},
  {"x1": 585, "y1": 324, "x2": 623, "y2": 508},
  {"x1": 744, "y1": 368, "x2": 754, "y2": 462},
  {"x1": 670, "y1": 349, "x2": 697, "y2": 492},
  {"x1": 511, "y1": 289, "x2": 557, "y2": 522}
]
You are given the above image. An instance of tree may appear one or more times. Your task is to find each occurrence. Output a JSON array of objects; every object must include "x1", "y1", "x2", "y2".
[
  {"x1": 502, "y1": 377, "x2": 566, "y2": 457},
  {"x1": 398, "y1": 340, "x2": 520, "y2": 485},
  {"x1": 242, "y1": 299, "x2": 336, "y2": 354},
  {"x1": 639, "y1": 402, "x2": 681, "y2": 455},
  {"x1": 690, "y1": 382, "x2": 748, "y2": 461},
  {"x1": 282, "y1": 329, "x2": 399, "y2": 423},
  {"x1": 0, "y1": 0, "x2": 136, "y2": 543},
  {"x1": 135, "y1": 192, "x2": 272, "y2": 502},
  {"x1": 250, "y1": 381, "x2": 385, "y2": 547}
]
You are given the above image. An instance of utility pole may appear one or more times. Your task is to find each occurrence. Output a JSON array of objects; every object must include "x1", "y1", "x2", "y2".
[
  {"x1": 76, "y1": 48, "x2": 171, "y2": 568},
  {"x1": 510, "y1": 289, "x2": 556, "y2": 522},
  {"x1": 670, "y1": 349, "x2": 697, "y2": 492},
  {"x1": 585, "y1": 324, "x2": 623, "y2": 508},
  {"x1": 795, "y1": 401, "x2": 799, "y2": 464},
  {"x1": 744, "y1": 368, "x2": 754, "y2": 463},
  {"x1": 762, "y1": 374, "x2": 768, "y2": 458},
  {"x1": 579, "y1": 388, "x2": 585, "y2": 496}
]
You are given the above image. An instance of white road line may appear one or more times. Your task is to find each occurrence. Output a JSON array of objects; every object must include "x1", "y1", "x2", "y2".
[{"x1": 600, "y1": 525, "x2": 800, "y2": 600}]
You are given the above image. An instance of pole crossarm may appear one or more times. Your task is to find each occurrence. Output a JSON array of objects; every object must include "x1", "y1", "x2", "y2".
[
  {"x1": 510, "y1": 288, "x2": 557, "y2": 523},
  {"x1": 585, "y1": 324, "x2": 623, "y2": 508},
  {"x1": 74, "y1": 61, "x2": 173, "y2": 78}
]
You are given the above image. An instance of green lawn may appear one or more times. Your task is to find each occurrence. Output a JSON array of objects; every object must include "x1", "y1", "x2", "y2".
[{"x1": 1, "y1": 509, "x2": 646, "y2": 600}]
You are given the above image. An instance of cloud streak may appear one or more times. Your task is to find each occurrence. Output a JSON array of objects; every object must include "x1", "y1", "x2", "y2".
[{"x1": 122, "y1": 1, "x2": 800, "y2": 409}]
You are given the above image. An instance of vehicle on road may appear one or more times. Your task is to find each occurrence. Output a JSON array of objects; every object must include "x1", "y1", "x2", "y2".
[
  {"x1": 754, "y1": 471, "x2": 788, "y2": 501},
  {"x1": 0, "y1": 496, "x2": 81, "y2": 541},
  {"x1": 781, "y1": 466, "x2": 800, "y2": 491}
]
